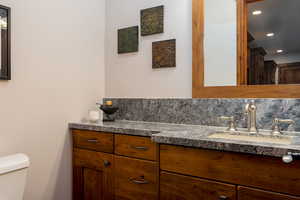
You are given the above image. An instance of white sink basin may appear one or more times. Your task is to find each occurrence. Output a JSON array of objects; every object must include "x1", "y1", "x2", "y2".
[{"x1": 208, "y1": 132, "x2": 294, "y2": 145}]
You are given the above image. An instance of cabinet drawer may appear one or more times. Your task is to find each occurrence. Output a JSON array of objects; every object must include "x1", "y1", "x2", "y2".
[
  {"x1": 115, "y1": 155, "x2": 158, "y2": 200},
  {"x1": 160, "y1": 171, "x2": 236, "y2": 200},
  {"x1": 238, "y1": 186, "x2": 300, "y2": 200},
  {"x1": 160, "y1": 145, "x2": 300, "y2": 196},
  {"x1": 72, "y1": 130, "x2": 114, "y2": 153},
  {"x1": 115, "y1": 135, "x2": 158, "y2": 161}
]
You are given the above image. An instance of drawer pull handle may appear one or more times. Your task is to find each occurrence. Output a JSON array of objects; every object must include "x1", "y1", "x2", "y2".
[
  {"x1": 129, "y1": 177, "x2": 149, "y2": 185},
  {"x1": 87, "y1": 139, "x2": 99, "y2": 143},
  {"x1": 219, "y1": 195, "x2": 228, "y2": 200},
  {"x1": 131, "y1": 146, "x2": 148, "y2": 151}
]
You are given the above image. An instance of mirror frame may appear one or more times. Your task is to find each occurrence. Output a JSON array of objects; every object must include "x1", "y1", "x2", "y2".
[
  {"x1": 192, "y1": 0, "x2": 300, "y2": 98},
  {"x1": 0, "y1": 4, "x2": 11, "y2": 81}
]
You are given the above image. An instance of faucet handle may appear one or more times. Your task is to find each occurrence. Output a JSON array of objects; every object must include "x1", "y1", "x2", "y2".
[
  {"x1": 245, "y1": 100, "x2": 256, "y2": 113},
  {"x1": 271, "y1": 118, "x2": 295, "y2": 136},
  {"x1": 219, "y1": 116, "x2": 237, "y2": 132}
]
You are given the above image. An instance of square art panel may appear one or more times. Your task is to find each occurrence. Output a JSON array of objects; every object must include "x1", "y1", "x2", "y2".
[
  {"x1": 141, "y1": 5, "x2": 164, "y2": 36},
  {"x1": 118, "y1": 26, "x2": 139, "y2": 54},
  {"x1": 152, "y1": 39, "x2": 176, "y2": 69}
]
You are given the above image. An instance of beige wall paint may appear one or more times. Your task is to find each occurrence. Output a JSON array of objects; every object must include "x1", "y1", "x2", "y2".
[
  {"x1": 105, "y1": 0, "x2": 192, "y2": 98},
  {"x1": 0, "y1": 0, "x2": 105, "y2": 199}
]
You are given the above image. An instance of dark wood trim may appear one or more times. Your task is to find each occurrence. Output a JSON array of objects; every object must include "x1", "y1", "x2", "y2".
[
  {"x1": 277, "y1": 62, "x2": 300, "y2": 84},
  {"x1": 192, "y1": 0, "x2": 300, "y2": 98},
  {"x1": 0, "y1": 4, "x2": 11, "y2": 80},
  {"x1": 7, "y1": 5, "x2": 11, "y2": 80},
  {"x1": 278, "y1": 62, "x2": 300, "y2": 68},
  {"x1": 237, "y1": 0, "x2": 248, "y2": 85}
]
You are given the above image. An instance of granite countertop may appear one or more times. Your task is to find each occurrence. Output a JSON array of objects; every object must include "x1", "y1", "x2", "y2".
[{"x1": 69, "y1": 120, "x2": 300, "y2": 158}]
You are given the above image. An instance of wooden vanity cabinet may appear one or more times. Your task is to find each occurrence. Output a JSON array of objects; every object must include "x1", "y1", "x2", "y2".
[
  {"x1": 238, "y1": 187, "x2": 300, "y2": 200},
  {"x1": 72, "y1": 130, "x2": 159, "y2": 200},
  {"x1": 73, "y1": 129, "x2": 300, "y2": 200},
  {"x1": 160, "y1": 171, "x2": 236, "y2": 200},
  {"x1": 73, "y1": 130, "x2": 114, "y2": 153},
  {"x1": 115, "y1": 134, "x2": 158, "y2": 161},
  {"x1": 160, "y1": 144, "x2": 300, "y2": 199},
  {"x1": 73, "y1": 148, "x2": 114, "y2": 200},
  {"x1": 115, "y1": 156, "x2": 159, "y2": 200}
]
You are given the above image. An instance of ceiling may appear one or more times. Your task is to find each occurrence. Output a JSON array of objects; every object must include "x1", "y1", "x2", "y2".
[{"x1": 248, "y1": 0, "x2": 300, "y2": 57}]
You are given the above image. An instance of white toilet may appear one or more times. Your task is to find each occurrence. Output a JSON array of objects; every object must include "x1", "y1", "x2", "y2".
[{"x1": 0, "y1": 154, "x2": 30, "y2": 200}]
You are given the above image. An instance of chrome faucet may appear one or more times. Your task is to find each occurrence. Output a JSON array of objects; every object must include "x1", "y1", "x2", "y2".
[
  {"x1": 219, "y1": 116, "x2": 237, "y2": 132},
  {"x1": 245, "y1": 100, "x2": 258, "y2": 135},
  {"x1": 271, "y1": 118, "x2": 294, "y2": 136}
]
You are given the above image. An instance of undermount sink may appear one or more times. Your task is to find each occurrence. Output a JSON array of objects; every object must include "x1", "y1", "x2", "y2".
[
  {"x1": 212, "y1": 101, "x2": 300, "y2": 146},
  {"x1": 208, "y1": 131, "x2": 295, "y2": 145}
]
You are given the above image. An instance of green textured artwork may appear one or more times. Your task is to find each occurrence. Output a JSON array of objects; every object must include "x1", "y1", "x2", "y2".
[
  {"x1": 141, "y1": 5, "x2": 164, "y2": 36},
  {"x1": 118, "y1": 26, "x2": 139, "y2": 54}
]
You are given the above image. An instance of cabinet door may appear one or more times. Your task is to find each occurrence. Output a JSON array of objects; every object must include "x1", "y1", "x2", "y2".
[
  {"x1": 160, "y1": 171, "x2": 236, "y2": 200},
  {"x1": 115, "y1": 155, "x2": 158, "y2": 200},
  {"x1": 73, "y1": 148, "x2": 114, "y2": 200},
  {"x1": 238, "y1": 187, "x2": 300, "y2": 200}
]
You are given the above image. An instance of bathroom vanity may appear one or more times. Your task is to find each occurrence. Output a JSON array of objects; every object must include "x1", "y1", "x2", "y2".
[
  {"x1": 72, "y1": 128, "x2": 158, "y2": 200},
  {"x1": 70, "y1": 120, "x2": 300, "y2": 200},
  {"x1": 69, "y1": 0, "x2": 300, "y2": 197}
]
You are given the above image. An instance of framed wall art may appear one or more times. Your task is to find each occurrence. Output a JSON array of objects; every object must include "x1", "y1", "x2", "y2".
[
  {"x1": 141, "y1": 5, "x2": 164, "y2": 36},
  {"x1": 152, "y1": 39, "x2": 176, "y2": 69},
  {"x1": 118, "y1": 26, "x2": 139, "y2": 54}
]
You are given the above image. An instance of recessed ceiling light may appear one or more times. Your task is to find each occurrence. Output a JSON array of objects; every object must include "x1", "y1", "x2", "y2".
[
  {"x1": 252, "y1": 10, "x2": 262, "y2": 15},
  {"x1": 277, "y1": 50, "x2": 283, "y2": 53},
  {"x1": 266, "y1": 33, "x2": 274, "y2": 37}
]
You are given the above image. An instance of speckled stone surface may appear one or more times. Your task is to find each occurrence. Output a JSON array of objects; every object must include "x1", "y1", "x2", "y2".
[
  {"x1": 152, "y1": 130, "x2": 300, "y2": 158},
  {"x1": 69, "y1": 121, "x2": 159, "y2": 137},
  {"x1": 103, "y1": 98, "x2": 300, "y2": 131},
  {"x1": 69, "y1": 120, "x2": 300, "y2": 157},
  {"x1": 69, "y1": 120, "x2": 218, "y2": 137}
]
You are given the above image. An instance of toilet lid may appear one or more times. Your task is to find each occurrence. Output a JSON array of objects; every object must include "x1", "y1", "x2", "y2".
[{"x1": 0, "y1": 154, "x2": 30, "y2": 175}]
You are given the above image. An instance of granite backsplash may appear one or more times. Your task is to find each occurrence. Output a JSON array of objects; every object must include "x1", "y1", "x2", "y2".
[{"x1": 102, "y1": 98, "x2": 300, "y2": 131}]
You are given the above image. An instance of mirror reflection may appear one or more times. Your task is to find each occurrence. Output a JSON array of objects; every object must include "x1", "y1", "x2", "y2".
[
  {"x1": 204, "y1": 0, "x2": 237, "y2": 87},
  {"x1": 247, "y1": 0, "x2": 300, "y2": 85}
]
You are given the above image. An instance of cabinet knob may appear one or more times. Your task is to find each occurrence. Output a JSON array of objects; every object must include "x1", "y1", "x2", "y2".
[
  {"x1": 282, "y1": 154, "x2": 293, "y2": 164},
  {"x1": 103, "y1": 160, "x2": 110, "y2": 167},
  {"x1": 219, "y1": 195, "x2": 228, "y2": 200},
  {"x1": 282, "y1": 152, "x2": 300, "y2": 164}
]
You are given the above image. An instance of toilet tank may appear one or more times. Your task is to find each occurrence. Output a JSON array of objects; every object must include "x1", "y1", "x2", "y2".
[{"x1": 0, "y1": 154, "x2": 30, "y2": 200}]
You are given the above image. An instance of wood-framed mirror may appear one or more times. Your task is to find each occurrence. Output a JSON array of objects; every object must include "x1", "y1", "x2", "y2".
[
  {"x1": 0, "y1": 5, "x2": 10, "y2": 80},
  {"x1": 192, "y1": 0, "x2": 300, "y2": 98}
]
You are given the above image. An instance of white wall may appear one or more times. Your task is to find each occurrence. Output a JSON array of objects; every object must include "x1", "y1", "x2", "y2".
[
  {"x1": 105, "y1": 0, "x2": 192, "y2": 98},
  {"x1": 0, "y1": 0, "x2": 106, "y2": 199},
  {"x1": 204, "y1": 0, "x2": 237, "y2": 86}
]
